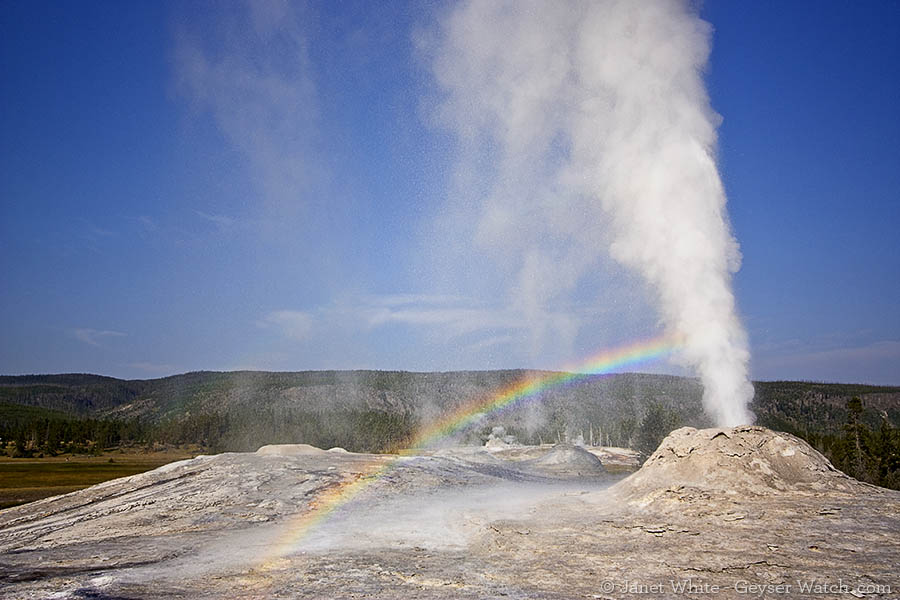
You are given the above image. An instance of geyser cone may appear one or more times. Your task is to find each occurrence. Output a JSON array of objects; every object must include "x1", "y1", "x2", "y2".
[
  {"x1": 614, "y1": 426, "x2": 862, "y2": 505},
  {"x1": 528, "y1": 442, "x2": 607, "y2": 477}
]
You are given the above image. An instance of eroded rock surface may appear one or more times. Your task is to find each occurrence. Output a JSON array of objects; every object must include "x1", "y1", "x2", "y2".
[{"x1": 1, "y1": 428, "x2": 898, "y2": 599}]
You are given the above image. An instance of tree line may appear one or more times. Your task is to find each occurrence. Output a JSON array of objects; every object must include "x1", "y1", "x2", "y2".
[
  {"x1": 807, "y1": 397, "x2": 900, "y2": 489},
  {"x1": 0, "y1": 408, "x2": 149, "y2": 457},
  {"x1": 2, "y1": 395, "x2": 898, "y2": 490},
  {"x1": 0, "y1": 404, "x2": 416, "y2": 457}
]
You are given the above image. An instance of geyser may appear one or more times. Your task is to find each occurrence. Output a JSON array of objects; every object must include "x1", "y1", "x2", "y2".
[{"x1": 431, "y1": 0, "x2": 754, "y2": 425}]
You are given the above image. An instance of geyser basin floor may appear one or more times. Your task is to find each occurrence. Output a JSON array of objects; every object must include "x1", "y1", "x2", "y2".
[{"x1": 1, "y1": 431, "x2": 898, "y2": 599}]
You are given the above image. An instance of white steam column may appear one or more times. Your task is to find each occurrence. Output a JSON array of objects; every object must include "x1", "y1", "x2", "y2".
[{"x1": 431, "y1": 0, "x2": 754, "y2": 425}]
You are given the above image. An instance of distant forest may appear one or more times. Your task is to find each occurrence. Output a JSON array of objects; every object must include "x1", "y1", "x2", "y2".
[{"x1": 1, "y1": 371, "x2": 898, "y2": 489}]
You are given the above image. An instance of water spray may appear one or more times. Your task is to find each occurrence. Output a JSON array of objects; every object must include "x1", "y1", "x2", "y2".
[{"x1": 431, "y1": 0, "x2": 754, "y2": 425}]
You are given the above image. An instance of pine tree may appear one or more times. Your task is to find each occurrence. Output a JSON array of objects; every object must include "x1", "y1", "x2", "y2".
[
  {"x1": 636, "y1": 403, "x2": 681, "y2": 459},
  {"x1": 843, "y1": 397, "x2": 867, "y2": 479}
]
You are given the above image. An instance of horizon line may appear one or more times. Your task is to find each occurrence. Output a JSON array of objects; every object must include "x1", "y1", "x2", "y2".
[{"x1": 0, "y1": 369, "x2": 898, "y2": 388}]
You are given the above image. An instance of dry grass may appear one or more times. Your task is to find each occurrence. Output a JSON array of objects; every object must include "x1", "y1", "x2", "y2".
[{"x1": 0, "y1": 449, "x2": 196, "y2": 510}]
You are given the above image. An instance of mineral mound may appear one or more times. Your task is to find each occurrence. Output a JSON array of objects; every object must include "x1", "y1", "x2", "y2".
[
  {"x1": 256, "y1": 443, "x2": 327, "y2": 456},
  {"x1": 528, "y1": 442, "x2": 607, "y2": 477},
  {"x1": 614, "y1": 425, "x2": 863, "y2": 508}
]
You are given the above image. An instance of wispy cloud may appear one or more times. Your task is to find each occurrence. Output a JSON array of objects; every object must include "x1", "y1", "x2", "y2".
[
  {"x1": 463, "y1": 334, "x2": 516, "y2": 354},
  {"x1": 173, "y1": 0, "x2": 324, "y2": 223},
  {"x1": 253, "y1": 292, "x2": 665, "y2": 373},
  {"x1": 193, "y1": 209, "x2": 236, "y2": 230},
  {"x1": 86, "y1": 224, "x2": 116, "y2": 238},
  {"x1": 71, "y1": 328, "x2": 126, "y2": 347},
  {"x1": 365, "y1": 294, "x2": 466, "y2": 308},
  {"x1": 259, "y1": 310, "x2": 315, "y2": 341},
  {"x1": 260, "y1": 294, "x2": 582, "y2": 354},
  {"x1": 344, "y1": 295, "x2": 525, "y2": 339},
  {"x1": 361, "y1": 304, "x2": 519, "y2": 338},
  {"x1": 76, "y1": 219, "x2": 118, "y2": 248},
  {"x1": 138, "y1": 215, "x2": 159, "y2": 233}
]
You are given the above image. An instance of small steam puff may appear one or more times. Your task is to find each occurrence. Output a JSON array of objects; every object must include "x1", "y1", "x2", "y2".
[{"x1": 431, "y1": 0, "x2": 753, "y2": 425}]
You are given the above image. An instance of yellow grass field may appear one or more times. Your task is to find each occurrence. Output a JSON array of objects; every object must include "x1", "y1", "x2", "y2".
[{"x1": 0, "y1": 449, "x2": 196, "y2": 510}]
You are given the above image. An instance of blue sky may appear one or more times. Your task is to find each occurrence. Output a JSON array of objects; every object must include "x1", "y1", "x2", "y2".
[{"x1": 1, "y1": 1, "x2": 898, "y2": 385}]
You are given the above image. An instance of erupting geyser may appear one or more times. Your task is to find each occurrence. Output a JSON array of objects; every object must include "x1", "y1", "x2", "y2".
[{"x1": 432, "y1": 0, "x2": 754, "y2": 425}]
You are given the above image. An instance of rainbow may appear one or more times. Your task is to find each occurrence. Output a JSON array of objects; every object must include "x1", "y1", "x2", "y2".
[
  {"x1": 255, "y1": 333, "x2": 679, "y2": 573},
  {"x1": 406, "y1": 333, "x2": 678, "y2": 451}
]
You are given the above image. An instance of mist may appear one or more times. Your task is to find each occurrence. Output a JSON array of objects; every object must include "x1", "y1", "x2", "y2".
[{"x1": 426, "y1": 0, "x2": 753, "y2": 426}]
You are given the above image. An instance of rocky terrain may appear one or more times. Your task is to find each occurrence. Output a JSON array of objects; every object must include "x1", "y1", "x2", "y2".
[{"x1": 1, "y1": 427, "x2": 897, "y2": 599}]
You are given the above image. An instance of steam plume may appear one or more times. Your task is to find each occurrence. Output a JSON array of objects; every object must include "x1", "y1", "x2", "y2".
[{"x1": 429, "y1": 0, "x2": 754, "y2": 425}]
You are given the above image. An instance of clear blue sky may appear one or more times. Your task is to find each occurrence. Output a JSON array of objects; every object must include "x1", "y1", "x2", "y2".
[{"x1": 1, "y1": 1, "x2": 898, "y2": 384}]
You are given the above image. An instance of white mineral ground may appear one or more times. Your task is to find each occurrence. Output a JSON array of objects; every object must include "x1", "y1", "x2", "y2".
[{"x1": 1, "y1": 427, "x2": 898, "y2": 599}]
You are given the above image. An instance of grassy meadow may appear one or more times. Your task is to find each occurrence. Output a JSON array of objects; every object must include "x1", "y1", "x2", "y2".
[{"x1": 0, "y1": 449, "x2": 195, "y2": 510}]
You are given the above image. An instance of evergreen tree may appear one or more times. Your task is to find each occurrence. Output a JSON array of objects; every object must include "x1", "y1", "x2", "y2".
[
  {"x1": 843, "y1": 397, "x2": 868, "y2": 479},
  {"x1": 636, "y1": 403, "x2": 681, "y2": 459},
  {"x1": 873, "y1": 419, "x2": 900, "y2": 488}
]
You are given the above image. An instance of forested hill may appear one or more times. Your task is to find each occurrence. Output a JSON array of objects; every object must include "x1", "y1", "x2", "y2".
[
  {"x1": 3, "y1": 370, "x2": 899, "y2": 488},
  {"x1": 0, "y1": 370, "x2": 896, "y2": 438}
]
